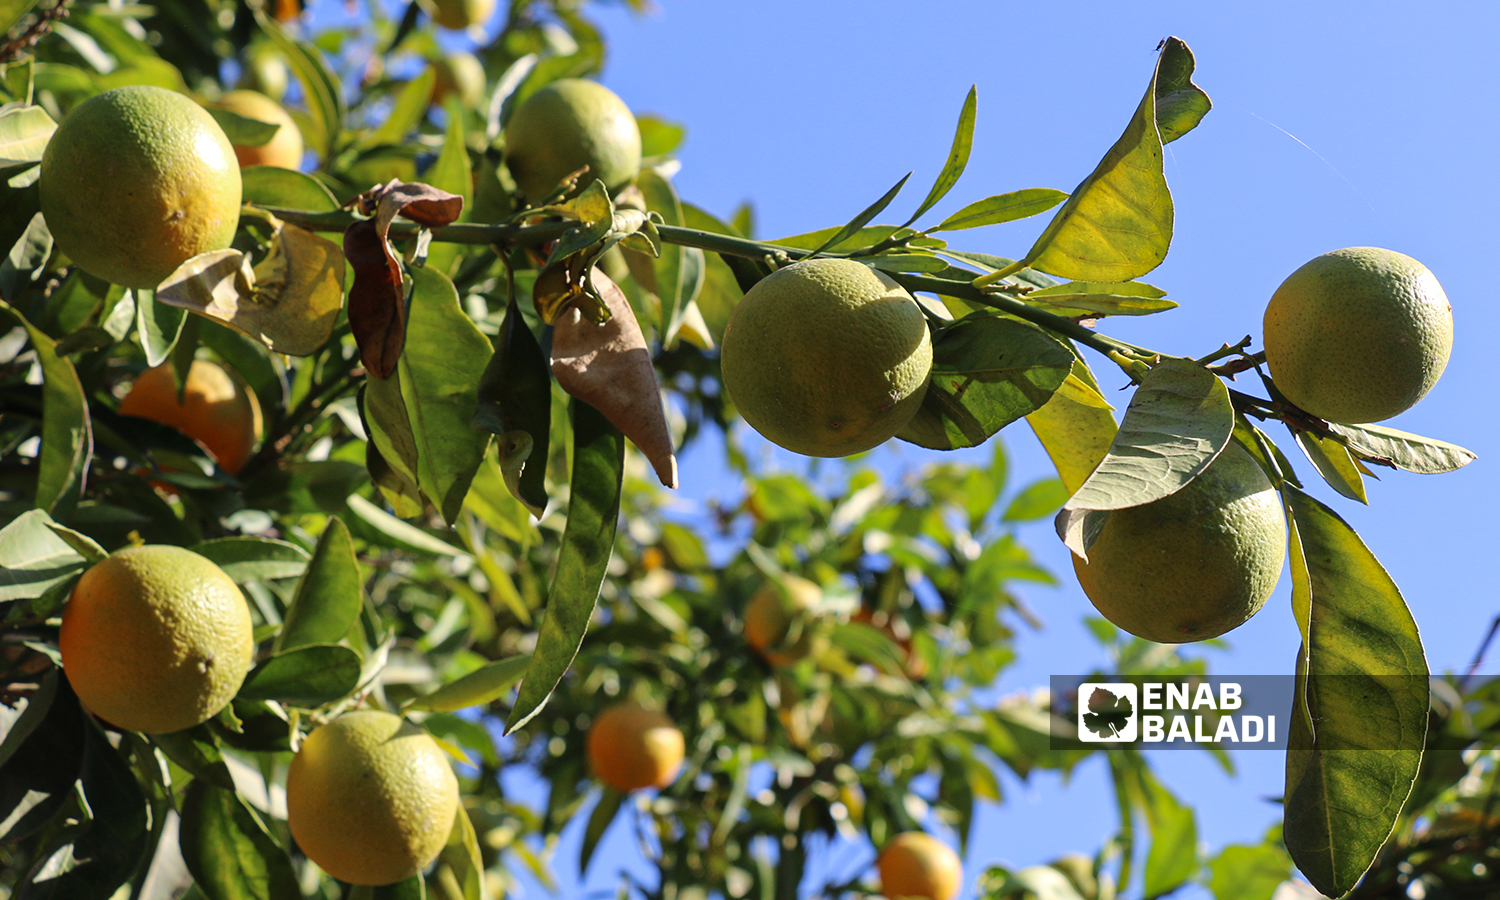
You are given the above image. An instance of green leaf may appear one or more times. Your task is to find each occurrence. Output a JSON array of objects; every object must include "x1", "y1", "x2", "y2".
[
  {"x1": 473, "y1": 294, "x2": 551, "y2": 516},
  {"x1": 277, "y1": 517, "x2": 362, "y2": 652},
  {"x1": 1020, "y1": 42, "x2": 1179, "y2": 281},
  {"x1": 506, "y1": 401, "x2": 623, "y2": 733},
  {"x1": 904, "y1": 85, "x2": 976, "y2": 227},
  {"x1": 769, "y1": 223, "x2": 904, "y2": 254},
  {"x1": 150, "y1": 723, "x2": 235, "y2": 790},
  {"x1": 0, "y1": 106, "x2": 55, "y2": 172},
  {"x1": 636, "y1": 114, "x2": 685, "y2": 158},
  {"x1": 344, "y1": 494, "x2": 473, "y2": 558},
  {"x1": 0, "y1": 509, "x2": 88, "y2": 602},
  {"x1": 179, "y1": 780, "x2": 301, "y2": 900},
  {"x1": 1293, "y1": 430, "x2": 1367, "y2": 504},
  {"x1": 405, "y1": 654, "x2": 531, "y2": 713},
  {"x1": 635, "y1": 168, "x2": 704, "y2": 349},
  {"x1": 1062, "y1": 360, "x2": 1233, "y2": 512},
  {"x1": 364, "y1": 265, "x2": 493, "y2": 525},
  {"x1": 237, "y1": 643, "x2": 362, "y2": 705},
  {"x1": 204, "y1": 106, "x2": 280, "y2": 147},
  {"x1": 580, "y1": 789, "x2": 623, "y2": 874},
  {"x1": 1154, "y1": 37, "x2": 1212, "y2": 144},
  {"x1": 0, "y1": 672, "x2": 84, "y2": 844},
  {"x1": 1282, "y1": 487, "x2": 1429, "y2": 898},
  {"x1": 189, "y1": 537, "x2": 309, "y2": 583},
  {"x1": 369, "y1": 68, "x2": 436, "y2": 148},
  {"x1": 240, "y1": 166, "x2": 339, "y2": 212},
  {"x1": 135, "y1": 287, "x2": 186, "y2": 367},
  {"x1": 1022, "y1": 280, "x2": 1176, "y2": 317},
  {"x1": 1026, "y1": 358, "x2": 1117, "y2": 495},
  {"x1": 421, "y1": 96, "x2": 472, "y2": 276},
  {"x1": 929, "y1": 188, "x2": 1068, "y2": 233},
  {"x1": 23, "y1": 719, "x2": 148, "y2": 900},
  {"x1": 1207, "y1": 843, "x2": 1293, "y2": 900},
  {"x1": 434, "y1": 804, "x2": 484, "y2": 900},
  {"x1": 1139, "y1": 769, "x2": 1197, "y2": 898},
  {"x1": 863, "y1": 252, "x2": 950, "y2": 274},
  {"x1": 0, "y1": 299, "x2": 91, "y2": 517},
  {"x1": 256, "y1": 14, "x2": 344, "y2": 161},
  {"x1": 807, "y1": 173, "x2": 911, "y2": 258},
  {"x1": 1002, "y1": 477, "x2": 1068, "y2": 522},
  {"x1": 1328, "y1": 422, "x2": 1476, "y2": 474},
  {"x1": 897, "y1": 313, "x2": 1074, "y2": 450}
]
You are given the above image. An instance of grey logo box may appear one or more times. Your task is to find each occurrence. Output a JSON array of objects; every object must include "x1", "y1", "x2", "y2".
[{"x1": 1048, "y1": 675, "x2": 1295, "y2": 750}]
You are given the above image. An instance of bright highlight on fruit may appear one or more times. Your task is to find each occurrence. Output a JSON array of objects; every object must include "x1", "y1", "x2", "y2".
[
  {"x1": 585, "y1": 702, "x2": 685, "y2": 793},
  {"x1": 59, "y1": 545, "x2": 253, "y2": 734},
  {"x1": 503, "y1": 78, "x2": 642, "y2": 202},
  {"x1": 1071, "y1": 442, "x2": 1287, "y2": 644},
  {"x1": 119, "y1": 359, "x2": 264, "y2": 475},
  {"x1": 877, "y1": 831, "x2": 963, "y2": 900},
  {"x1": 39, "y1": 85, "x2": 242, "y2": 290},
  {"x1": 719, "y1": 258, "x2": 934, "y2": 458},
  {"x1": 286, "y1": 710, "x2": 460, "y2": 886},
  {"x1": 1264, "y1": 246, "x2": 1452, "y2": 424}
]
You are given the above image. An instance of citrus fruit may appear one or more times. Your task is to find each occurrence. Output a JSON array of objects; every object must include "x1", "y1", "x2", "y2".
[
  {"x1": 585, "y1": 702, "x2": 685, "y2": 792},
  {"x1": 212, "y1": 89, "x2": 304, "y2": 170},
  {"x1": 286, "y1": 710, "x2": 460, "y2": 886},
  {"x1": 1072, "y1": 442, "x2": 1286, "y2": 644},
  {"x1": 1263, "y1": 246, "x2": 1453, "y2": 424},
  {"x1": 877, "y1": 832, "x2": 963, "y2": 900},
  {"x1": 59, "y1": 545, "x2": 253, "y2": 734},
  {"x1": 119, "y1": 359, "x2": 263, "y2": 475},
  {"x1": 503, "y1": 78, "x2": 641, "y2": 202},
  {"x1": 429, "y1": 53, "x2": 486, "y2": 109},
  {"x1": 39, "y1": 85, "x2": 242, "y2": 290},
  {"x1": 427, "y1": 0, "x2": 494, "y2": 30},
  {"x1": 719, "y1": 258, "x2": 933, "y2": 457},
  {"x1": 744, "y1": 575, "x2": 823, "y2": 667}
]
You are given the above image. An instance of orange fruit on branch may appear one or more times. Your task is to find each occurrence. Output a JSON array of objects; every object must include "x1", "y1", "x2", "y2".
[
  {"x1": 503, "y1": 78, "x2": 642, "y2": 202},
  {"x1": 877, "y1": 831, "x2": 963, "y2": 900},
  {"x1": 1263, "y1": 246, "x2": 1452, "y2": 424},
  {"x1": 585, "y1": 702, "x2": 684, "y2": 793},
  {"x1": 286, "y1": 710, "x2": 460, "y2": 886},
  {"x1": 119, "y1": 359, "x2": 263, "y2": 476},
  {"x1": 212, "y1": 89, "x2": 304, "y2": 170},
  {"x1": 59, "y1": 545, "x2": 253, "y2": 734},
  {"x1": 39, "y1": 85, "x2": 242, "y2": 290},
  {"x1": 744, "y1": 574, "x2": 823, "y2": 667}
]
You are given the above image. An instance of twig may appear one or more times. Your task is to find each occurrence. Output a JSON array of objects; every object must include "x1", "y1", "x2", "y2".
[
  {"x1": 0, "y1": 0, "x2": 70, "y2": 65},
  {"x1": 1461, "y1": 614, "x2": 1500, "y2": 692}
]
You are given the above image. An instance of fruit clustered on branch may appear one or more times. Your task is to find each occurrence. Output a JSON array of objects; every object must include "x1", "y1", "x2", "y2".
[{"x1": 0, "y1": 1, "x2": 1494, "y2": 900}]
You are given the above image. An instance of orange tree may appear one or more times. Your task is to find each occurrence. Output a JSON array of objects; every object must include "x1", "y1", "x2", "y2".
[{"x1": 1, "y1": 2, "x2": 1497, "y2": 899}]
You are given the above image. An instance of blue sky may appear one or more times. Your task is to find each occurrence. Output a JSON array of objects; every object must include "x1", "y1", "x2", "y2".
[{"x1": 451, "y1": 2, "x2": 1500, "y2": 897}]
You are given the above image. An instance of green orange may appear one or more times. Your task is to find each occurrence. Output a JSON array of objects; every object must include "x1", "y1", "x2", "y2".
[
  {"x1": 503, "y1": 78, "x2": 641, "y2": 202},
  {"x1": 1263, "y1": 246, "x2": 1452, "y2": 424},
  {"x1": 40, "y1": 85, "x2": 242, "y2": 289}
]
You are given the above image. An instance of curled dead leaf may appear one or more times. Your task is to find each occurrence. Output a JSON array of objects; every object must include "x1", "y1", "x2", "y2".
[
  {"x1": 157, "y1": 223, "x2": 344, "y2": 356},
  {"x1": 551, "y1": 268, "x2": 678, "y2": 489}
]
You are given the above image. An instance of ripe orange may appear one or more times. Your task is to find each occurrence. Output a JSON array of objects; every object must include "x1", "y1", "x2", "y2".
[
  {"x1": 585, "y1": 702, "x2": 684, "y2": 792},
  {"x1": 744, "y1": 575, "x2": 823, "y2": 667},
  {"x1": 719, "y1": 258, "x2": 933, "y2": 458},
  {"x1": 1071, "y1": 442, "x2": 1286, "y2": 644},
  {"x1": 119, "y1": 359, "x2": 263, "y2": 475},
  {"x1": 213, "y1": 89, "x2": 304, "y2": 170},
  {"x1": 286, "y1": 710, "x2": 460, "y2": 886},
  {"x1": 39, "y1": 85, "x2": 242, "y2": 290},
  {"x1": 59, "y1": 545, "x2": 253, "y2": 734},
  {"x1": 503, "y1": 78, "x2": 641, "y2": 202},
  {"x1": 1263, "y1": 247, "x2": 1453, "y2": 424},
  {"x1": 877, "y1": 832, "x2": 963, "y2": 900}
]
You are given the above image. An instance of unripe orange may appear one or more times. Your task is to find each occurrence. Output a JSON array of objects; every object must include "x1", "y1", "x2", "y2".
[{"x1": 744, "y1": 575, "x2": 823, "y2": 667}]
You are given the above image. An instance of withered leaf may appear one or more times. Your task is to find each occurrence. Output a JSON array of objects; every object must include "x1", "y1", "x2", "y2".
[{"x1": 551, "y1": 269, "x2": 678, "y2": 489}]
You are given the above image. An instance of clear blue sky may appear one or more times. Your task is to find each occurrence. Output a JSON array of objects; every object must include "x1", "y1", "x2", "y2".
[{"x1": 441, "y1": 2, "x2": 1500, "y2": 897}]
